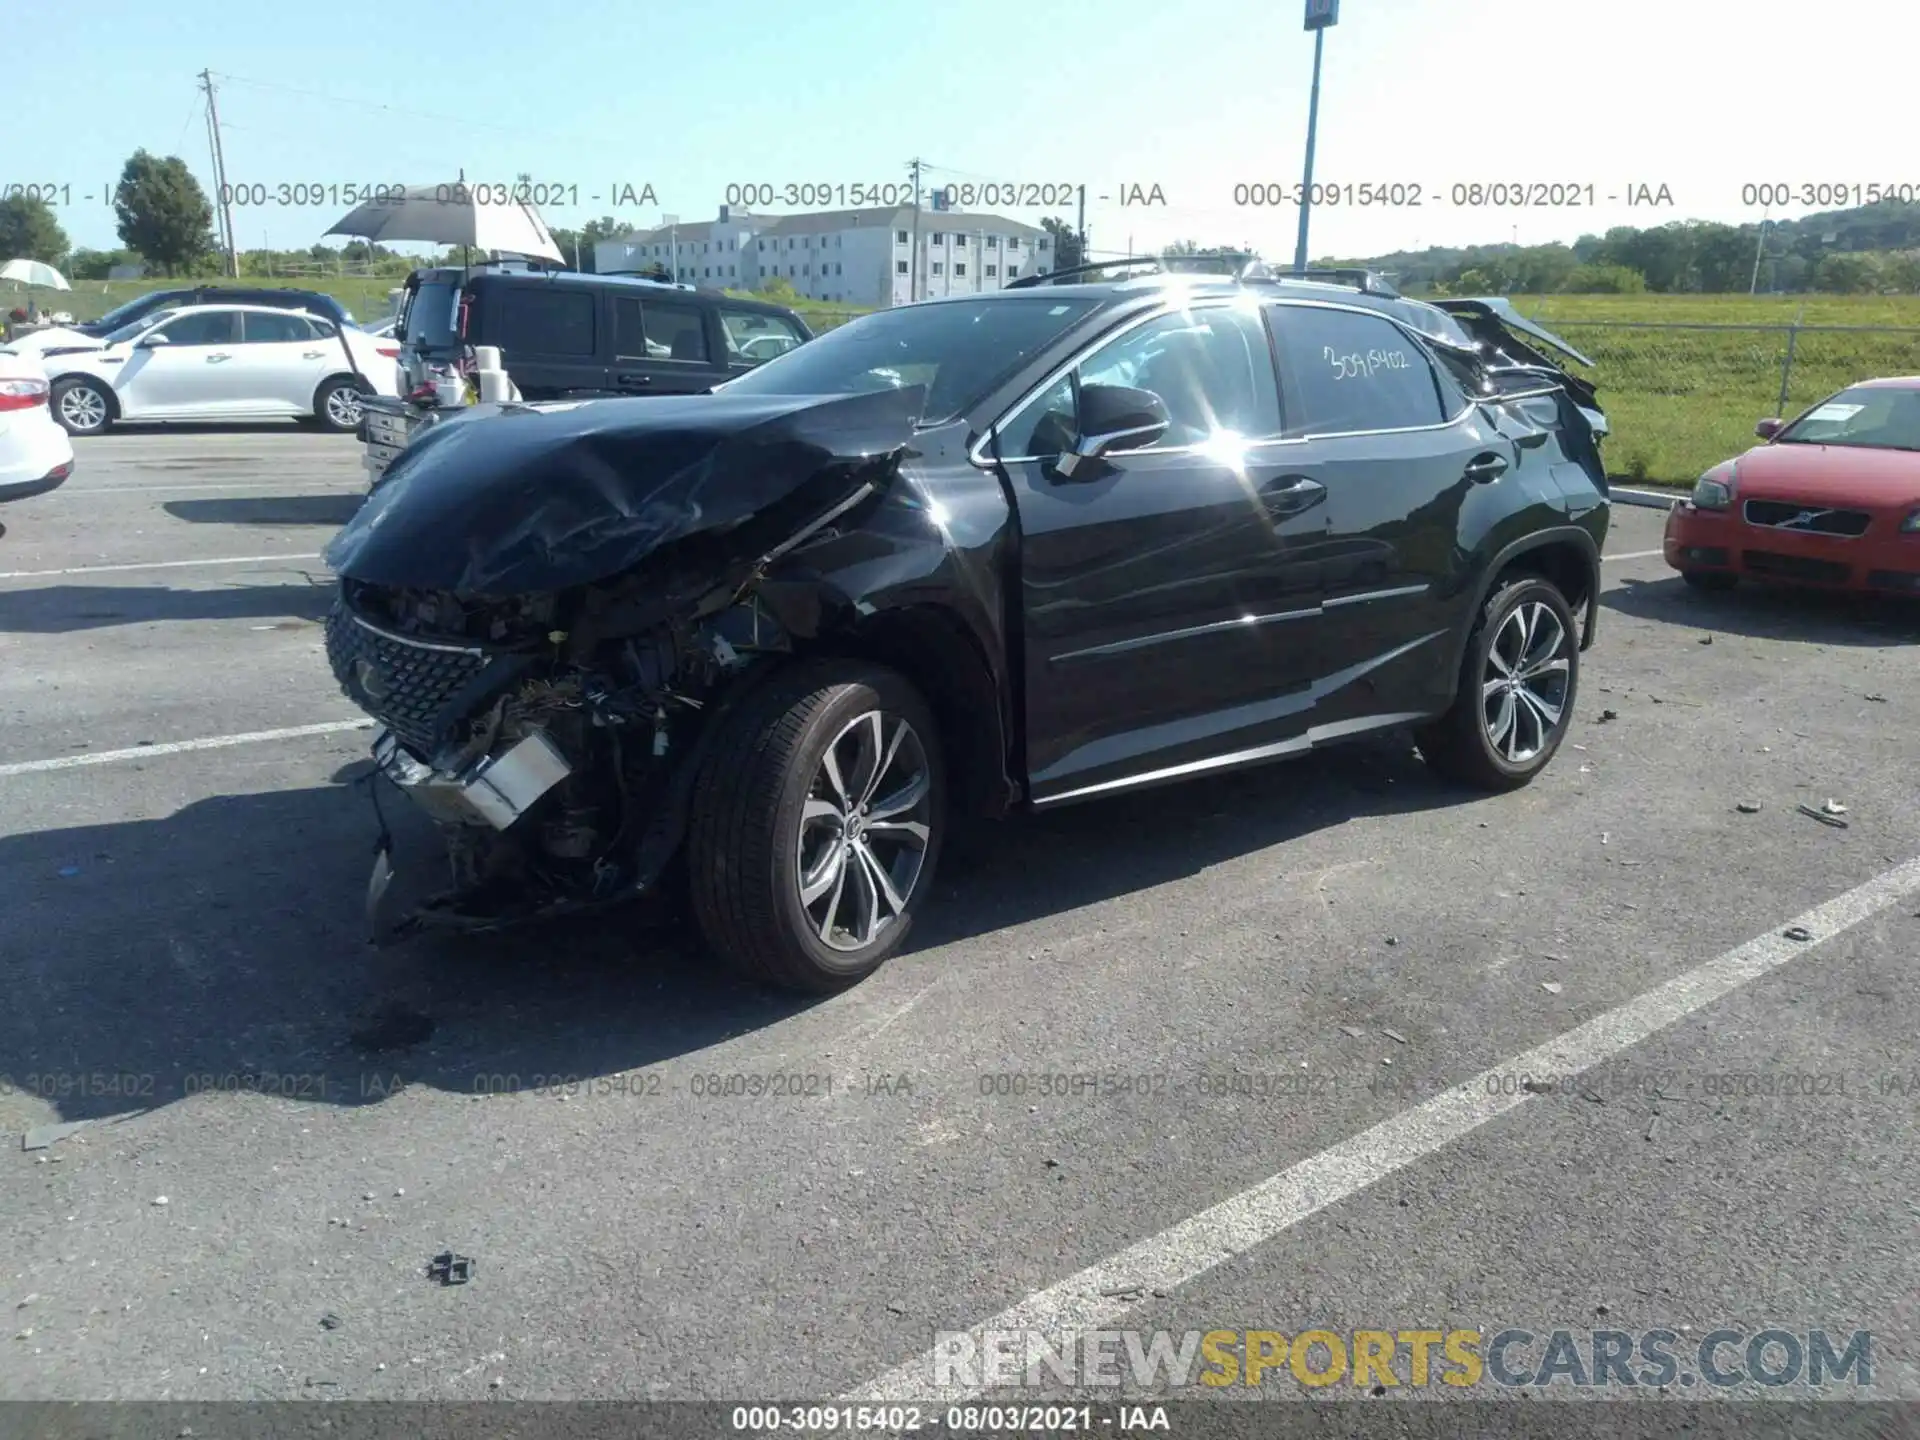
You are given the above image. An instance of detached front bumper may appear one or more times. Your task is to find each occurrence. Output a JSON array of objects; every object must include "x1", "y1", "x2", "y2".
[
  {"x1": 1663, "y1": 500, "x2": 1920, "y2": 595},
  {"x1": 363, "y1": 726, "x2": 576, "y2": 944}
]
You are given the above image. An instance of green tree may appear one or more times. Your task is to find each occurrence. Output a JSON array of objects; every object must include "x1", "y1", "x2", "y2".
[
  {"x1": 1039, "y1": 215, "x2": 1084, "y2": 273},
  {"x1": 1809, "y1": 252, "x2": 1884, "y2": 293},
  {"x1": 1883, "y1": 250, "x2": 1920, "y2": 293},
  {"x1": 1452, "y1": 267, "x2": 1496, "y2": 294},
  {"x1": 67, "y1": 247, "x2": 143, "y2": 280},
  {"x1": 757, "y1": 274, "x2": 800, "y2": 303},
  {"x1": 113, "y1": 150, "x2": 216, "y2": 276},
  {"x1": 1559, "y1": 263, "x2": 1646, "y2": 293},
  {"x1": 0, "y1": 193, "x2": 69, "y2": 266}
]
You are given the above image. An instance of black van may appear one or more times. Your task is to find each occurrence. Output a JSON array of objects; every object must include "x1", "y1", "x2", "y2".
[
  {"x1": 394, "y1": 264, "x2": 812, "y2": 400},
  {"x1": 360, "y1": 264, "x2": 815, "y2": 484}
]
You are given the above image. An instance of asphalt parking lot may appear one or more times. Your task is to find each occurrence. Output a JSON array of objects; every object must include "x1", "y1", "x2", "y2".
[{"x1": 2, "y1": 427, "x2": 1919, "y2": 1413}]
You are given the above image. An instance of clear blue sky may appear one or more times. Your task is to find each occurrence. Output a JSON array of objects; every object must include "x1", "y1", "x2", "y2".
[{"x1": 12, "y1": 0, "x2": 1910, "y2": 261}]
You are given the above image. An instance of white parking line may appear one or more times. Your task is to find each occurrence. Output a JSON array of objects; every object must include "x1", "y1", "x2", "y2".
[
  {"x1": 0, "y1": 720, "x2": 374, "y2": 778},
  {"x1": 0, "y1": 553, "x2": 323, "y2": 580},
  {"x1": 845, "y1": 854, "x2": 1920, "y2": 1403},
  {"x1": 1603, "y1": 548, "x2": 1665, "y2": 561}
]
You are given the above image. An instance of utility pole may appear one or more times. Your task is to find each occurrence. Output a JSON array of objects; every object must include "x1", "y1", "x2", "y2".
[
  {"x1": 1075, "y1": 184, "x2": 1086, "y2": 272},
  {"x1": 1294, "y1": 0, "x2": 1339, "y2": 275},
  {"x1": 1749, "y1": 216, "x2": 1771, "y2": 295},
  {"x1": 908, "y1": 157, "x2": 925, "y2": 305},
  {"x1": 198, "y1": 70, "x2": 239, "y2": 278}
]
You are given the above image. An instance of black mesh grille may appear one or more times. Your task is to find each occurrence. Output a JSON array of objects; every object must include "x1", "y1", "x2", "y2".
[
  {"x1": 324, "y1": 600, "x2": 497, "y2": 757},
  {"x1": 1741, "y1": 499, "x2": 1871, "y2": 537}
]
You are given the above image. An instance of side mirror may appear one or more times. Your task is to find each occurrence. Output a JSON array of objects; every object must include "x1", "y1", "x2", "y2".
[
  {"x1": 137, "y1": 332, "x2": 171, "y2": 348},
  {"x1": 1058, "y1": 384, "x2": 1170, "y2": 476},
  {"x1": 1755, "y1": 417, "x2": 1783, "y2": 440}
]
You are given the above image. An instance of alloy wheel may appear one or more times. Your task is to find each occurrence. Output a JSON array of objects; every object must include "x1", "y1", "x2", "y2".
[
  {"x1": 58, "y1": 385, "x2": 106, "y2": 433},
  {"x1": 1480, "y1": 600, "x2": 1571, "y2": 764},
  {"x1": 326, "y1": 385, "x2": 365, "y2": 428},
  {"x1": 795, "y1": 709, "x2": 933, "y2": 952}
]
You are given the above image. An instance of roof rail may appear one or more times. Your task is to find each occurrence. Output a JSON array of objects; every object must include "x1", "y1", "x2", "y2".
[
  {"x1": 1004, "y1": 257, "x2": 1174, "y2": 288},
  {"x1": 1004, "y1": 254, "x2": 1400, "y2": 296},
  {"x1": 1271, "y1": 267, "x2": 1402, "y2": 297}
]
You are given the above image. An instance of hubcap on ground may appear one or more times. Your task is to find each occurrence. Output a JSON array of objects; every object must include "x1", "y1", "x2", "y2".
[
  {"x1": 59, "y1": 386, "x2": 105, "y2": 431},
  {"x1": 796, "y1": 709, "x2": 932, "y2": 952},
  {"x1": 1481, "y1": 600, "x2": 1570, "y2": 763}
]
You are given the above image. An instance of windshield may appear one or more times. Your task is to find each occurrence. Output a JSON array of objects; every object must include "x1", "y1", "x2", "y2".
[
  {"x1": 401, "y1": 279, "x2": 462, "y2": 352},
  {"x1": 1777, "y1": 386, "x2": 1920, "y2": 452},
  {"x1": 718, "y1": 297, "x2": 1102, "y2": 423},
  {"x1": 106, "y1": 309, "x2": 179, "y2": 345}
]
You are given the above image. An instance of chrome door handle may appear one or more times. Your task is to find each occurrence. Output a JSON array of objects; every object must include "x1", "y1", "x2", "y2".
[
  {"x1": 301, "y1": 350, "x2": 325, "y2": 359},
  {"x1": 205, "y1": 353, "x2": 232, "y2": 363},
  {"x1": 1464, "y1": 451, "x2": 1509, "y2": 483},
  {"x1": 1259, "y1": 474, "x2": 1327, "y2": 515}
]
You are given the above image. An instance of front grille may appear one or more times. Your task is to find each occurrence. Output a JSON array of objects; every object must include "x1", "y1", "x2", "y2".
[
  {"x1": 324, "y1": 600, "x2": 504, "y2": 757},
  {"x1": 1741, "y1": 499, "x2": 1871, "y2": 537},
  {"x1": 1742, "y1": 550, "x2": 1851, "y2": 585}
]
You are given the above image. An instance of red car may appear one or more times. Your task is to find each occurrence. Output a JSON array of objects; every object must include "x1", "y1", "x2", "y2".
[{"x1": 1664, "y1": 377, "x2": 1920, "y2": 595}]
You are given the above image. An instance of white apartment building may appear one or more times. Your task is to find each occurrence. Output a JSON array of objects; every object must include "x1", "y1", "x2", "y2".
[{"x1": 595, "y1": 205, "x2": 1054, "y2": 307}]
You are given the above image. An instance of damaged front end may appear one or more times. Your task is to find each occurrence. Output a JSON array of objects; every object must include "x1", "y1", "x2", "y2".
[{"x1": 321, "y1": 387, "x2": 919, "y2": 943}]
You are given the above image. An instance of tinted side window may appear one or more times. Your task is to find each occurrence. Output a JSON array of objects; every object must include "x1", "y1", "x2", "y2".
[
  {"x1": 720, "y1": 309, "x2": 806, "y2": 366},
  {"x1": 998, "y1": 304, "x2": 1281, "y2": 456},
  {"x1": 491, "y1": 287, "x2": 596, "y2": 358},
  {"x1": 613, "y1": 297, "x2": 710, "y2": 362},
  {"x1": 647, "y1": 301, "x2": 710, "y2": 363},
  {"x1": 1269, "y1": 306, "x2": 1446, "y2": 436},
  {"x1": 154, "y1": 310, "x2": 239, "y2": 346},
  {"x1": 241, "y1": 311, "x2": 316, "y2": 343}
]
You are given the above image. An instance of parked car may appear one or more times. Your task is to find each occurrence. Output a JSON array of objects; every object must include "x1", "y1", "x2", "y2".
[
  {"x1": 1664, "y1": 379, "x2": 1920, "y2": 595},
  {"x1": 323, "y1": 261, "x2": 1609, "y2": 993},
  {"x1": 356, "y1": 263, "x2": 814, "y2": 484},
  {"x1": 41, "y1": 304, "x2": 401, "y2": 436},
  {"x1": 0, "y1": 350, "x2": 73, "y2": 503},
  {"x1": 2, "y1": 286, "x2": 359, "y2": 358}
]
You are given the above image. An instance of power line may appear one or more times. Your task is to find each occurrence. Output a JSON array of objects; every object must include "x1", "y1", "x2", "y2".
[{"x1": 207, "y1": 70, "x2": 606, "y2": 150}]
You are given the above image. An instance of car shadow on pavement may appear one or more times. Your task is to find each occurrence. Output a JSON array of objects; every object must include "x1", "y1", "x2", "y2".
[
  {"x1": 0, "y1": 736, "x2": 1463, "y2": 1128},
  {"x1": 0, "y1": 581, "x2": 335, "y2": 634},
  {"x1": 162, "y1": 495, "x2": 363, "y2": 527},
  {"x1": 1603, "y1": 573, "x2": 1920, "y2": 647},
  {"x1": 77, "y1": 422, "x2": 321, "y2": 437}
]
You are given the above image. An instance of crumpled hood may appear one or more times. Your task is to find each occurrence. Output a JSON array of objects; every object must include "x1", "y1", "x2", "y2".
[{"x1": 324, "y1": 388, "x2": 923, "y2": 595}]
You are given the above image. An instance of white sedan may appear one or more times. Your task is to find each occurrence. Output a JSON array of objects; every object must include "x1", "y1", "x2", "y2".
[
  {"x1": 0, "y1": 350, "x2": 74, "y2": 503},
  {"x1": 40, "y1": 304, "x2": 401, "y2": 436}
]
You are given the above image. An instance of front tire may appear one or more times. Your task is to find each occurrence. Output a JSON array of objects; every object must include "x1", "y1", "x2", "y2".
[
  {"x1": 1418, "y1": 576, "x2": 1579, "y2": 792},
  {"x1": 51, "y1": 376, "x2": 113, "y2": 436},
  {"x1": 686, "y1": 660, "x2": 946, "y2": 993},
  {"x1": 313, "y1": 376, "x2": 369, "y2": 433}
]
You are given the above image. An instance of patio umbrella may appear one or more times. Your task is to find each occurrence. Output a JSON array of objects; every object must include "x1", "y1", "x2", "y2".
[
  {"x1": 322, "y1": 184, "x2": 563, "y2": 262},
  {"x1": 0, "y1": 259, "x2": 71, "y2": 289}
]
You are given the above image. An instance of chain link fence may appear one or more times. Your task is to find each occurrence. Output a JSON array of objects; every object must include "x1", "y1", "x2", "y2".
[{"x1": 1525, "y1": 318, "x2": 1920, "y2": 485}]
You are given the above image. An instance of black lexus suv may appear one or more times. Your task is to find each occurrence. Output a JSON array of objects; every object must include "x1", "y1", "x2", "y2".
[{"x1": 324, "y1": 259, "x2": 1610, "y2": 993}]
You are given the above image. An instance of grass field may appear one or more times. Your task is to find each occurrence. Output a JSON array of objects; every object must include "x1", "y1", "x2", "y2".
[
  {"x1": 11, "y1": 280, "x2": 1919, "y2": 484},
  {"x1": 1514, "y1": 294, "x2": 1920, "y2": 484}
]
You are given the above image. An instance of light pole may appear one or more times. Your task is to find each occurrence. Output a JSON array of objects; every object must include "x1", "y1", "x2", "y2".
[
  {"x1": 1749, "y1": 216, "x2": 1772, "y2": 295},
  {"x1": 664, "y1": 213, "x2": 680, "y2": 281},
  {"x1": 1293, "y1": 0, "x2": 1339, "y2": 275}
]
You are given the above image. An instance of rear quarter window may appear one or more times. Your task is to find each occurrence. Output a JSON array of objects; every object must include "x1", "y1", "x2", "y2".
[
  {"x1": 491, "y1": 287, "x2": 597, "y2": 359},
  {"x1": 1268, "y1": 305, "x2": 1449, "y2": 436}
]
